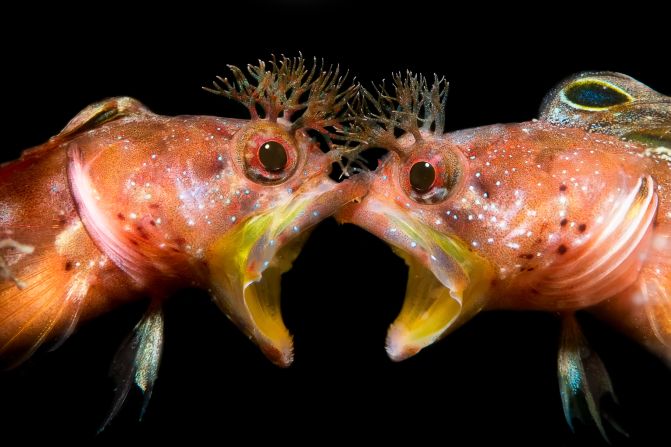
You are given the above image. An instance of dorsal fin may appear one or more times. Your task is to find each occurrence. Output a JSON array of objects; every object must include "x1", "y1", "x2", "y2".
[
  {"x1": 56, "y1": 96, "x2": 152, "y2": 139},
  {"x1": 539, "y1": 72, "x2": 670, "y2": 149},
  {"x1": 14, "y1": 97, "x2": 153, "y2": 162}
]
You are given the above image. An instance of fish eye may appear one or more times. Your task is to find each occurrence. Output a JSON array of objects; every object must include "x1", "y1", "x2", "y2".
[
  {"x1": 402, "y1": 151, "x2": 461, "y2": 205},
  {"x1": 562, "y1": 79, "x2": 633, "y2": 110},
  {"x1": 409, "y1": 161, "x2": 436, "y2": 192},
  {"x1": 258, "y1": 141, "x2": 288, "y2": 172},
  {"x1": 240, "y1": 129, "x2": 298, "y2": 185}
]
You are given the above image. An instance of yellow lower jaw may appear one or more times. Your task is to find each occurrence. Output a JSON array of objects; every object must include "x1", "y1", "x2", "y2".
[
  {"x1": 385, "y1": 218, "x2": 495, "y2": 361},
  {"x1": 386, "y1": 250, "x2": 462, "y2": 361},
  {"x1": 207, "y1": 198, "x2": 310, "y2": 367},
  {"x1": 241, "y1": 233, "x2": 309, "y2": 366}
]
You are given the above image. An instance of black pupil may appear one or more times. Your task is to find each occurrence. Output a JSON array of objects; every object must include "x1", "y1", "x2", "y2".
[
  {"x1": 409, "y1": 161, "x2": 436, "y2": 192},
  {"x1": 259, "y1": 141, "x2": 287, "y2": 172}
]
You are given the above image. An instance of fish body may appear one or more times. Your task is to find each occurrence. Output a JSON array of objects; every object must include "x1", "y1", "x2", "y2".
[
  {"x1": 0, "y1": 57, "x2": 364, "y2": 426},
  {"x1": 345, "y1": 120, "x2": 669, "y2": 350},
  {"x1": 338, "y1": 71, "x2": 670, "y2": 437}
]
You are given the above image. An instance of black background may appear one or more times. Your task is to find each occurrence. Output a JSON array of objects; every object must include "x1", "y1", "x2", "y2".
[{"x1": 1, "y1": 2, "x2": 669, "y2": 445}]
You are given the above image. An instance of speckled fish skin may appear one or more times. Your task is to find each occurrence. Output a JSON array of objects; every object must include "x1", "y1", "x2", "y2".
[
  {"x1": 337, "y1": 72, "x2": 671, "y2": 365},
  {"x1": 0, "y1": 57, "x2": 365, "y2": 370}
]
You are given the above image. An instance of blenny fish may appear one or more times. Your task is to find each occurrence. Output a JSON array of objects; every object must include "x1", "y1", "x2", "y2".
[
  {"x1": 0, "y1": 56, "x2": 365, "y2": 428},
  {"x1": 337, "y1": 71, "x2": 670, "y2": 440}
]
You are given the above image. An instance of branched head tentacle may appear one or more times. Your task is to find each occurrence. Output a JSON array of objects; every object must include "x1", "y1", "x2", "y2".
[
  {"x1": 204, "y1": 54, "x2": 358, "y2": 136},
  {"x1": 340, "y1": 71, "x2": 449, "y2": 163},
  {"x1": 205, "y1": 55, "x2": 362, "y2": 175}
]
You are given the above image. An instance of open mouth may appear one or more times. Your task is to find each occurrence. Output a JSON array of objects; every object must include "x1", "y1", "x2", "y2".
[
  {"x1": 337, "y1": 196, "x2": 494, "y2": 361},
  {"x1": 207, "y1": 176, "x2": 368, "y2": 367}
]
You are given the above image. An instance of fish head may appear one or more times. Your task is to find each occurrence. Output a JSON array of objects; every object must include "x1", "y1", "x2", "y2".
[
  {"x1": 199, "y1": 57, "x2": 367, "y2": 366},
  {"x1": 338, "y1": 73, "x2": 496, "y2": 361}
]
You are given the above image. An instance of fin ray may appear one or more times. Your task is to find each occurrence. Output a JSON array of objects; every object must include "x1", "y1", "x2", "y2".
[
  {"x1": 558, "y1": 313, "x2": 627, "y2": 442},
  {"x1": 99, "y1": 304, "x2": 164, "y2": 432}
]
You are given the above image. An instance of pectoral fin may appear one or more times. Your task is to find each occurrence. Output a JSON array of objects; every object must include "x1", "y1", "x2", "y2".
[
  {"x1": 558, "y1": 313, "x2": 627, "y2": 442},
  {"x1": 99, "y1": 303, "x2": 164, "y2": 432}
]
